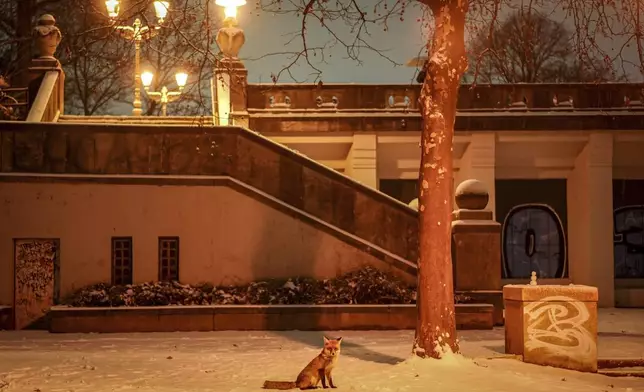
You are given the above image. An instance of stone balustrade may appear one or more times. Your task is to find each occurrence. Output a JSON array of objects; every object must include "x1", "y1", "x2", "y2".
[{"x1": 247, "y1": 83, "x2": 644, "y2": 111}]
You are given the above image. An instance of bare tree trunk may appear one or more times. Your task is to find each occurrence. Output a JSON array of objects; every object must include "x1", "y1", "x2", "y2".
[
  {"x1": 16, "y1": 0, "x2": 36, "y2": 85},
  {"x1": 413, "y1": 0, "x2": 468, "y2": 359}
]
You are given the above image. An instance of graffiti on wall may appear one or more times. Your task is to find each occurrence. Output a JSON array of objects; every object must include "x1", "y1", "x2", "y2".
[
  {"x1": 613, "y1": 205, "x2": 644, "y2": 279},
  {"x1": 523, "y1": 296, "x2": 596, "y2": 366},
  {"x1": 14, "y1": 239, "x2": 59, "y2": 330},
  {"x1": 502, "y1": 204, "x2": 567, "y2": 279}
]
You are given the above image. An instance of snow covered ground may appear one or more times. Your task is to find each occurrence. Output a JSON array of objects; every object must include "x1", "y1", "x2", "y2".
[{"x1": 0, "y1": 308, "x2": 642, "y2": 392}]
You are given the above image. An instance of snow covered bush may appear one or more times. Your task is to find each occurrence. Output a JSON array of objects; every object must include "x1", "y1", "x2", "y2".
[{"x1": 62, "y1": 267, "x2": 472, "y2": 307}]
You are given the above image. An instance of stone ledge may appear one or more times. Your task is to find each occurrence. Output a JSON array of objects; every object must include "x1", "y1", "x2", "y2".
[
  {"x1": 48, "y1": 304, "x2": 494, "y2": 333},
  {"x1": 503, "y1": 284, "x2": 599, "y2": 302}
]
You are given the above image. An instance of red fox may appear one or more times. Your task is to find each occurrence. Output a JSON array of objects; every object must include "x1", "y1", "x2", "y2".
[{"x1": 263, "y1": 336, "x2": 343, "y2": 390}]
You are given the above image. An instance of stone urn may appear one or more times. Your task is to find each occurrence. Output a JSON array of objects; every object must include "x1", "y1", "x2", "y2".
[
  {"x1": 33, "y1": 14, "x2": 62, "y2": 59},
  {"x1": 216, "y1": 26, "x2": 245, "y2": 59}
]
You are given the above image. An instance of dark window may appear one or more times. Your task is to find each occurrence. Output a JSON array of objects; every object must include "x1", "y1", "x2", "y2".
[
  {"x1": 614, "y1": 206, "x2": 644, "y2": 279},
  {"x1": 502, "y1": 204, "x2": 567, "y2": 279},
  {"x1": 613, "y1": 180, "x2": 644, "y2": 279},
  {"x1": 111, "y1": 237, "x2": 133, "y2": 285},
  {"x1": 379, "y1": 179, "x2": 419, "y2": 204},
  {"x1": 158, "y1": 237, "x2": 180, "y2": 282}
]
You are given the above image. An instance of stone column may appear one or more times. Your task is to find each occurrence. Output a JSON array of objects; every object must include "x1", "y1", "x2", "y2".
[
  {"x1": 214, "y1": 60, "x2": 248, "y2": 127},
  {"x1": 456, "y1": 133, "x2": 496, "y2": 218},
  {"x1": 567, "y1": 133, "x2": 614, "y2": 307},
  {"x1": 345, "y1": 134, "x2": 378, "y2": 189},
  {"x1": 452, "y1": 179, "x2": 503, "y2": 325}
]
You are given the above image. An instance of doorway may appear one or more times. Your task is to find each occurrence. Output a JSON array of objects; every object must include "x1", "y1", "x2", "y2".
[{"x1": 13, "y1": 239, "x2": 60, "y2": 330}]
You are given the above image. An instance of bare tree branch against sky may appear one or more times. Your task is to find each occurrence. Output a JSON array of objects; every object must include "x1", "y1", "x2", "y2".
[{"x1": 465, "y1": 9, "x2": 623, "y2": 83}]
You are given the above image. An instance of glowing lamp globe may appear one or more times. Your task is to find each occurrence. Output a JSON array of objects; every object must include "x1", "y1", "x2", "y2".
[
  {"x1": 105, "y1": 0, "x2": 120, "y2": 18},
  {"x1": 215, "y1": 0, "x2": 246, "y2": 19},
  {"x1": 154, "y1": 1, "x2": 170, "y2": 22},
  {"x1": 175, "y1": 72, "x2": 188, "y2": 88},
  {"x1": 141, "y1": 71, "x2": 154, "y2": 88}
]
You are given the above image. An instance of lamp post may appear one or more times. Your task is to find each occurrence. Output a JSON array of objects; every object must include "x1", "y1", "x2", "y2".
[
  {"x1": 141, "y1": 71, "x2": 188, "y2": 116},
  {"x1": 213, "y1": 0, "x2": 247, "y2": 126},
  {"x1": 105, "y1": 0, "x2": 170, "y2": 116}
]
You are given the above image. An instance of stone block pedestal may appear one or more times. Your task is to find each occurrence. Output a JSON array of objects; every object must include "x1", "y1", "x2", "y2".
[
  {"x1": 503, "y1": 284, "x2": 598, "y2": 373},
  {"x1": 452, "y1": 179, "x2": 503, "y2": 325}
]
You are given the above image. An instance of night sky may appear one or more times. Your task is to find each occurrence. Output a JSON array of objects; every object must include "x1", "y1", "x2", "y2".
[{"x1": 238, "y1": 1, "x2": 641, "y2": 84}]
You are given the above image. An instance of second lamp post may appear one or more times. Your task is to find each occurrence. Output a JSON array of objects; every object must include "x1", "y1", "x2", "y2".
[
  {"x1": 105, "y1": 0, "x2": 170, "y2": 116},
  {"x1": 141, "y1": 71, "x2": 188, "y2": 116}
]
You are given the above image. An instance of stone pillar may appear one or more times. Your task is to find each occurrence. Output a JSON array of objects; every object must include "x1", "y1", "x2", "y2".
[
  {"x1": 345, "y1": 134, "x2": 378, "y2": 189},
  {"x1": 214, "y1": 60, "x2": 248, "y2": 127},
  {"x1": 452, "y1": 179, "x2": 503, "y2": 325},
  {"x1": 456, "y1": 133, "x2": 496, "y2": 218},
  {"x1": 567, "y1": 133, "x2": 614, "y2": 307}
]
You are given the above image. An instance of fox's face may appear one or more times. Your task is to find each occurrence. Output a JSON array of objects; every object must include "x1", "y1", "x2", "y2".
[{"x1": 323, "y1": 336, "x2": 342, "y2": 357}]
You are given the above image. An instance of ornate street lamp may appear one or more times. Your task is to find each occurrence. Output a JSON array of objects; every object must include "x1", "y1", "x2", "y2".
[
  {"x1": 141, "y1": 70, "x2": 188, "y2": 116},
  {"x1": 213, "y1": 0, "x2": 247, "y2": 126},
  {"x1": 215, "y1": 0, "x2": 247, "y2": 59},
  {"x1": 105, "y1": 0, "x2": 170, "y2": 116}
]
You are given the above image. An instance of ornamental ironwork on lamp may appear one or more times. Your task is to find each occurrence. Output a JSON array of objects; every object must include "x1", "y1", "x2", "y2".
[
  {"x1": 141, "y1": 71, "x2": 188, "y2": 116},
  {"x1": 105, "y1": 0, "x2": 170, "y2": 116}
]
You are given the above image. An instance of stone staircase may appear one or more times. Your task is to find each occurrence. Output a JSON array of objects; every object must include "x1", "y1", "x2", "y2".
[
  {"x1": 3, "y1": 120, "x2": 420, "y2": 269},
  {"x1": 3, "y1": 119, "x2": 502, "y2": 326}
]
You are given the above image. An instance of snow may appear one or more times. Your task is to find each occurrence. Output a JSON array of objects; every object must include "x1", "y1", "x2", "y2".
[{"x1": 0, "y1": 309, "x2": 642, "y2": 392}]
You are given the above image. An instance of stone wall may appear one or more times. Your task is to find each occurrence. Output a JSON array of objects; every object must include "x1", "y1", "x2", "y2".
[{"x1": 0, "y1": 181, "x2": 416, "y2": 307}]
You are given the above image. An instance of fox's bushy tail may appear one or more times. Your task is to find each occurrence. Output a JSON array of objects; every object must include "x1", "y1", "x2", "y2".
[{"x1": 262, "y1": 380, "x2": 297, "y2": 390}]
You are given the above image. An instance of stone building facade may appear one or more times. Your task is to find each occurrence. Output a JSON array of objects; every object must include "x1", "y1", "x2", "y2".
[{"x1": 1, "y1": 82, "x2": 644, "y2": 331}]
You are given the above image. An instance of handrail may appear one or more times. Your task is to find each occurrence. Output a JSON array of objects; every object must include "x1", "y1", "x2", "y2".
[
  {"x1": 0, "y1": 87, "x2": 29, "y2": 120},
  {"x1": 26, "y1": 70, "x2": 63, "y2": 122}
]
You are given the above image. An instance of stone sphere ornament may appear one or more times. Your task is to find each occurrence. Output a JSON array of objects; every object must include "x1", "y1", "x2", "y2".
[
  {"x1": 454, "y1": 179, "x2": 489, "y2": 210},
  {"x1": 33, "y1": 14, "x2": 62, "y2": 59}
]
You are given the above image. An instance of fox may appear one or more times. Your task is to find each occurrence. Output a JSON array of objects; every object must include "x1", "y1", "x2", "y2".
[{"x1": 263, "y1": 336, "x2": 343, "y2": 390}]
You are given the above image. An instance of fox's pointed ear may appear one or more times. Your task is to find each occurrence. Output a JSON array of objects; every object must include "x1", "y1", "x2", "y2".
[
  {"x1": 337, "y1": 337, "x2": 342, "y2": 343},
  {"x1": 323, "y1": 336, "x2": 330, "y2": 343}
]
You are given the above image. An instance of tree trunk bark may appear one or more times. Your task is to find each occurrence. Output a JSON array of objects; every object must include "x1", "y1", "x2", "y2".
[
  {"x1": 413, "y1": 0, "x2": 468, "y2": 359},
  {"x1": 16, "y1": 0, "x2": 37, "y2": 85}
]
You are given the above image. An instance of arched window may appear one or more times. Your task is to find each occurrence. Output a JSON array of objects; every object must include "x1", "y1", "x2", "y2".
[
  {"x1": 614, "y1": 206, "x2": 644, "y2": 279},
  {"x1": 502, "y1": 204, "x2": 567, "y2": 279}
]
